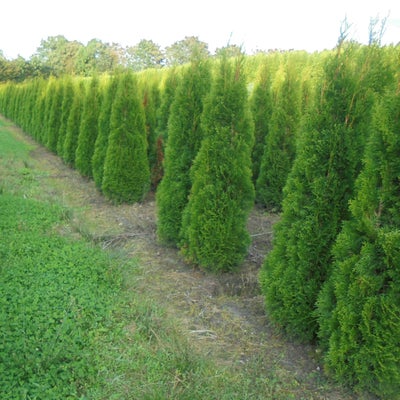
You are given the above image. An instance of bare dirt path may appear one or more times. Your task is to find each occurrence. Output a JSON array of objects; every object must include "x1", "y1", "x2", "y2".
[{"x1": 7, "y1": 123, "x2": 368, "y2": 399}]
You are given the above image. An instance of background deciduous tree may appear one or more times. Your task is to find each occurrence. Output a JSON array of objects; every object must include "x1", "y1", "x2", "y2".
[
  {"x1": 126, "y1": 39, "x2": 164, "y2": 71},
  {"x1": 165, "y1": 36, "x2": 209, "y2": 66}
]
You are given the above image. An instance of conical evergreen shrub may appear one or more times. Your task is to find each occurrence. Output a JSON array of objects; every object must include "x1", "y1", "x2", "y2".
[
  {"x1": 92, "y1": 75, "x2": 119, "y2": 189},
  {"x1": 250, "y1": 59, "x2": 274, "y2": 184},
  {"x1": 102, "y1": 71, "x2": 150, "y2": 203},
  {"x1": 317, "y1": 82, "x2": 400, "y2": 398},
  {"x1": 259, "y1": 42, "x2": 376, "y2": 341},
  {"x1": 138, "y1": 71, "x2": 162, "y2": 188},
  {"x1": 180, "y1": 55, "x2": 255, "y2": 272},
  {"x1": 31, "y1": 80, "x2": 47, "y2": 142},
  {"x1": 255, "y1": 54, "x2": 302, "y2": 210},
  {"x1": 75, "y1": 76, "x2": 102, "y2": 177},
  {"x1": 156, "y1": 59, "x2": 211, "y2": 246},
  {"x1": 63, "y1": 80, "x2": 86, "y2": 166},
  {"x1": 156, "y1": 68, "x2": 181, "y2": 144},
  {"x1": 56, "y1": 77, "x2": 75, "y2": 156},
  {"x1": 46, "y1": 79, "x2": 64, "y2": 153},
  {"x1": 41, "y1": 78, "x2": 56, "y2": 145}
]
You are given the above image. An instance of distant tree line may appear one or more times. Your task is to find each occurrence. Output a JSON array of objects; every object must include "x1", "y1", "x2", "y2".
[{"x1": 0, "y1": 35, "x2": 245, "y2": 82}]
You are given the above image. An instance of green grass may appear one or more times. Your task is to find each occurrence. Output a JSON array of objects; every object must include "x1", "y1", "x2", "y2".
[
  {"x1": 0, "y1": 119, "x2": 306, "y2": 399},
  {"x1": 0, "y1": 193, "x2": 297, "y2": 399}
]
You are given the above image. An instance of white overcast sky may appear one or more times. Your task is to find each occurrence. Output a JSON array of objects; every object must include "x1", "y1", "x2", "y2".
[{"x1": 1, "y1": 0, "x2": 399, "y2": 59}]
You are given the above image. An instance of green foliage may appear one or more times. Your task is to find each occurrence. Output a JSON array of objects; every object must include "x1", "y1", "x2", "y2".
[
  {"x1": 156, "y1": 60, "x2": 211, "y2": 245},
  {"x1": 75, "y1": 39, "x2": 120, "y2": 76},
  {"x1": 259, "y1": 43, "x2": 375, "y2": 341},
  {"x1": 138, "y1": 71, "x2": 163, "y2": 188},
  {"x1": 255, "y1": 54, "x2": 303, "y2": 210},
  {"x1": 165, "y1": 36, "x2": 210, "y2": 66},
  {"x1": 92, "y1": 75, "x2": 119, "y2": 189},
  {"x1": 250, "y1": 59, "x2": 274, "y2": 183},
  {"x1": 102, "y1": 71, "x2": 150, "y2": 203},
  {"x1": 180, "y1": 56, "x2": 255, "y2": 271},
  {"x1": 63, "y1": 80, "x2": 86, "y2": 166},
  {"x1": 126, "y1": 39, "x2": 165, "y2": 71},
  {"x1": 46, "y1": 78, "x2": 64, "y2": 152},
  {"x1": 156, "y1": 67, "x2": 181, "y2": 142},
  {"x1": 31, "y1": 80, "x2": 47, "y2": 141},
  {"x1": 75, "y1": 76, "x2": 102, "y2": 177},
  {"x1": 317, "y1": 85, "x2": 400, "y2": 398},
  {"x1": 56, "y1": 76, "x2": 75, "y2": 156}
]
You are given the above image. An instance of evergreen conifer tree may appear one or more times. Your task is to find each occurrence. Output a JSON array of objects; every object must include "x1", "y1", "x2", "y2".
[
  {"x1": 259, "y1": 41, "x2": 374, "y2": 341},
  {"x1": 63, "y1": 80, "x2": 86, "y2": 166},
  {"x1": 156, "y1": 68, "x2": 180, "y2": 144},
  {"x1": 75, "y1": 76, "x2": 102, "y2": 177},
  {"x1": 250, "y1": 60, "x2": 274, "y2": 184},
  {"x1": 31, "y1": 80, "x2": 47, "y2": 142},
  {"x1": 102, "y1": 71, "x2": 150, "y2": 203},
  {"x1": 180, "y1": 55, "x2": 255, "y2": 271},
  {"x1": 46, "y1": 79, "x2": 64, "y2": 153},
  {"x1": 56, "y1": 77, "x2": 75, "y2": 156},
  {"x1": 140, "y1": 74, "x2": 161, "y2": 188},
  {"x1": 41, "y1": 78, "x2": 56, "y2": 145},
  {"x1": 317, "y1": 81, "x2": 400, "y2": 398},
  {"x1": 21, "y1": 80, "x2": 38, "y2": 134},
  {"x1": 92, "y1": 75, "x2": 119, "y2": 189},
  {"x1": 156, "y1": 59, "x2": 211, "y2": 245},
  {"x1": 256, "y1": 55, "x2": 302, "y2": 210}
]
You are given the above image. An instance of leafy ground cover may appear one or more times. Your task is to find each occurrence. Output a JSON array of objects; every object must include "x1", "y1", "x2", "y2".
[{"x1": 0, "y1": 117, "x2": 373, "y2": 399}]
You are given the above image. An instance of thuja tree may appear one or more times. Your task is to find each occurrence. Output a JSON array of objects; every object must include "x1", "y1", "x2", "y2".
[
  {"x1": 138, "y1": 71, "x2": 162, "y2": 188},
  {"x1": 31, "y1": 80, "x2": 47, "y2": 142},
  {"x1": 102, "y1": 71, "x2": 150, "y2": 203},
  {"x1": 63, "y1": 80, "x2": 86, "y2": 166},
  {"x1": 259, "y1": 42, "x2": 374, "y2": 341},
  {"x1": 255, "y1": 54, "x2": 303, "y2": 210},
  {"x1": 92, "y1": 75, "x2": 119, "y2": 190},
  {"x1": 156, "y1": 67, "x2": 181, "y2": 143},
  {"x1": 317, "y1": 82, "x2": 400, "y2": 398},
  {"x1": 75, "y1": 75, "x2": 102, "y2": 177},
  {"x1": 56, "y1": 77, "x2": 75, "y2": 156},
  {"x1": 180, "y1": 55, "x2": 255, "y2": 271},
  {"x1": 249, "y1": 59, "x2": 273, "y2": 184},
  {"x1": 156, "y1": 59, "x2": 211, "y2": 246},
  {"x1": 40, "y1": 78, "x2": 56, "y2": 145},
  {"x1": 46, "y1": 79, "x2": 64, "y2": 152}
]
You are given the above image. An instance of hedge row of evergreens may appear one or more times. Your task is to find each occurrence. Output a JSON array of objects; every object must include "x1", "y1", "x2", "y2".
[
  {"x1": 260, "y1": 41, "x2": 400, "y2": 398},
  {"x1": 0, "y1": 43, "x2": 399, "y2": 398}
]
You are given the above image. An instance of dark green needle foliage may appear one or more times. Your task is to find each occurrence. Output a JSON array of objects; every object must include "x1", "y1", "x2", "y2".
[
  {"x1": 102, "y1": 71, "x2": 150, "y2": 203},
  {"x1": 317, "y1": 82, "x2": 400, "y2": 398},
  {"x1": 156, "y1": 59, "x2": 211, "y2": 246},
  {"x1": 75, "y1": 75, "x2": 102, "y2": 177},
  {"x1": 180, "y1": 54, "x2": 255, "y2": 272}
]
